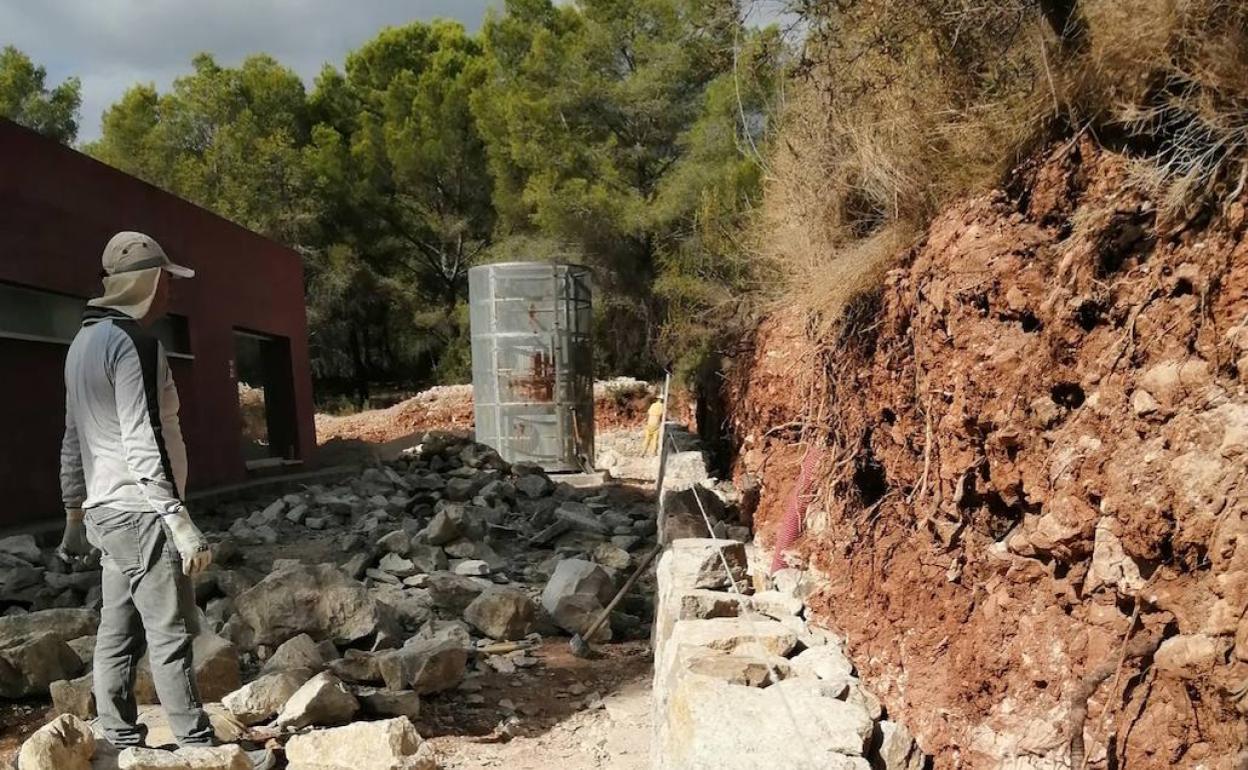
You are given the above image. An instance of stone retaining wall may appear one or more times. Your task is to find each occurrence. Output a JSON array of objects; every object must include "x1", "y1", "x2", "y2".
[{"x1": 650, "y1": 449, "x2": 927, "y2": 769}]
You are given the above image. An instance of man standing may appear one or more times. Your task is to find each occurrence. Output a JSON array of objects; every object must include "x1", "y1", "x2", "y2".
[
  {"x1": 643, "y1": 395, "x2": 665, "y2": 457},
  {"x1": 57, "y1": 232, "x2": 272, "y2": 769}
]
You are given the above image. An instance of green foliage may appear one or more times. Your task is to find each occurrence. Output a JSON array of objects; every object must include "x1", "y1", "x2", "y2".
[
  {"x1": 0, "y1": 46, "x2": 81, "y2": 143},
  {"x1": 79, "y1": 4, "x2": 787, "y2": 398},
  {"x1": 475, "y1": 0, "x2": 784, "y2": 377},
  {"x1": 86, "y1": 53, "x2": 312, "y2": 244}
]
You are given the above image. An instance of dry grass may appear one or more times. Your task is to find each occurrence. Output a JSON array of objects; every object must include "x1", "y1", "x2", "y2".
[{"x1": 760, "y1": 0, "x2": 1248, "y2": 328}]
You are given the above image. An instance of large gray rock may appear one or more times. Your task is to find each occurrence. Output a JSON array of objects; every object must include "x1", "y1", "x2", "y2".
[
  {"x1": 406, "y1": 544, "x2": 448, "y2": 574},
  {"x1": 377, "y1": 636, "x2": 468, "y2": 694},
  {"x1": 555, "y1": 502, "x2": 610, "y2": 535},
  {"x1": 463, "y1": 587, "x2": 536, "y2": 641},
  {"x1": 423, "y1": 572, "x2": 488, "y2": 613},
  {"x1": 658, "y1": 539, "x2": 748, "y2": 592},
  {"x1": 656, "y1": 617, "x2": 800, "y2": 697},
  {"x1": 233, "y1": 563, "x2": 399, "y2": 647},
  {"x1": 371, "y1": 585, "x2": 434, "y2": 630},
  {"x1": 260, "y1": 633, "x2": 326, "y2": 675},
  {"x1": 0, "y1": 534, "x2": 42, "y2": 565},
  {"x1": 0, "y1": 632, "x2": 83, "y2": 698},
  {"x1": 0, "y1": 608, "x2": 99, "y2": 647},
  {"x1": 116, "y1": 745, "x2": 249, "y2": 769},
  {"x1": 657, "y1": 670, "x2": 873, "y2": 769},
  {"x1": 358, "y1": 688, "x2": 422, "y2": 721},
  {"x1": 514, "y1": 473, "x2": 552, "y2": 499},
  {"x1": 16, "y1": 714, "x2": 94, "y2": 770},
  {"x1": 274, "y1": 671, "x2": 360, "y2": 729},
  {"x1": 540, "y1": 559, "x2": 616, "y2": 638},
  {"x1": 284, "y1": 717, "x2": 435, "y2": 770},
  {"x1": 221, "y1": 668, "x2": 314, "y2": 725}
]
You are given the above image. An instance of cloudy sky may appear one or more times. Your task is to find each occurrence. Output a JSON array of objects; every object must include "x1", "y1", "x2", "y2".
[
  {"x1": 2, "y1": 1, "x2": 796, "y2": 143},
  {"x1": 1, "y1": 1, "x2": 497, "y2": 142}
]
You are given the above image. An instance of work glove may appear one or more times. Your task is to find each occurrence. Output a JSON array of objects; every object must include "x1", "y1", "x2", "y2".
[
  {"x1": 56, "y1": 508, "x2": 95, "y2": 566},
  {"x1": 163, "y1": 508, "x2": 213, "y2": 576}
]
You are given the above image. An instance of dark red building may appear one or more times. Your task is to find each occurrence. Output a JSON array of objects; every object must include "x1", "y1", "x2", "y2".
[{"x1": 0, "y1": 118, "x2": 317, "y2": 531}]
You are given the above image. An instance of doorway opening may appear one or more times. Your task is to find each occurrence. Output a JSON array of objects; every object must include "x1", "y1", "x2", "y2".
[{"x1": 233, "y1": 330, "x2": 299, "y2": 471}]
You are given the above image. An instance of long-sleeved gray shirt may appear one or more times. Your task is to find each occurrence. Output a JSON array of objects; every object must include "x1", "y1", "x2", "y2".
[{"x1": 60, "y1": 307, "x2": 188, "y2": 516}]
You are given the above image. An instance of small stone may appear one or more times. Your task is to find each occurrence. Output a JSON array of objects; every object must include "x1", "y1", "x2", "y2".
[
  {"x1": 261, "y1": 633, "x2": 326, "y2": 675},
  {"x1": 378, "y1": 530, "x2": 411, "y2": 556},
  {"x1": 221, "y1": 668, "x2": 314, "y2": 725},
  {"x1": 358, "y1": 688, "x2": 422, "y2": 721},
  {"x1": 592, "y1": 543, "x2": 631, "y2": 570},
  {"x1": 16, "y1": 714, "x2": 94, "y2": 770},
  {"x1": 379, "y1": 554, "x2": 418, "y2": 578},
  {"x1": 453, "y1": 559, "x2": 491, "y2": 577},
  {"x1": 274, "y1": 671, "x2": 360, "y2": 729},
  {"x1": 285, "y1": 504, "x2": 310, "y2": 524},
  {"x1": 305, "y1": 517, "x2": 328, "y2": 530}
]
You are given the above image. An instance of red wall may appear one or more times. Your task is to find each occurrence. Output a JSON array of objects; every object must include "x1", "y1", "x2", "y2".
[{"x1": 0, "y1": 119, "x2": 316, "y2": 530}]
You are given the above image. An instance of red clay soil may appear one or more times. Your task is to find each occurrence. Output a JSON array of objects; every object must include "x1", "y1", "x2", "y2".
[{"x1": 725, "y1": 139, "x2": 1248, "y2": 768}]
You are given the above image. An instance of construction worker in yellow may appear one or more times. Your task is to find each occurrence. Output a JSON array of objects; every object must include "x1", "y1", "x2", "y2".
[{"x1": 643, "y1": 396, "x2": 664, "y2": 456}]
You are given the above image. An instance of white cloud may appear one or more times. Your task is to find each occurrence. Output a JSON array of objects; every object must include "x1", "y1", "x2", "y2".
[{"x1": 0, "y1": 0, "x2": 497, "y2": 141}]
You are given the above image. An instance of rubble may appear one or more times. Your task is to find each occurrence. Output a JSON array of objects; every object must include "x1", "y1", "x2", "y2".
[
  {"x1": 274, "y1": 671, "x2": 360, "y2": 729},
  {"x1": 284, "y1": 717, "x2": 435, "y2": 770},
  {"x1": 16, "y1": 714, "x2": 95, "y2": 770},
  {"x1": 13, "y1": 434, "x2": 670, "y2": 766}
]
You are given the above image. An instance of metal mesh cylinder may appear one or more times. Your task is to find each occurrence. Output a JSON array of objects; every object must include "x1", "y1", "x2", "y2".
[{"x1": 469, "y1": 262, "x2": 594, "y2": 472}]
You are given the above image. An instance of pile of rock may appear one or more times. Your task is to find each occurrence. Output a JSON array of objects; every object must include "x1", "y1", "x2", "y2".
[
  {"x1": 13, "y1": 435, "x2": 680, "y2": 770},
  {"x1": 652, "y1": 538, "x2": 927, "y2": 770}
]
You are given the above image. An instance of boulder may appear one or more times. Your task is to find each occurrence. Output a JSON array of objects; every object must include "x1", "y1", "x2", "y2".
[
  {"x1": 750, "y1": 590, "x2": 804, "y2": 619},
  {"x1": 463, "y1": 587, "x2": 537, "y2": 641},
  {"x1": 684, "y1": 654, "x2": 791, "y2": 688},
  {"x1": 423, "y1": 572, "x2": 488, "y2": 614},
  {"x1": 555, "y1": 502, "x2": 610, "y2": 535},
  {"x1": 406, "y1": 544, "x2": 448, "y2": 574},
  {"x1": 0, "y1": 608, "x2": 99, "y2": 647},
  {"x1": 423, "y1": 508, "x2": 462, "y2": 545},
  {"x1": 135, "y1": 631, "x2": 240, "y2": 703},
  {"x1": 657, "y1": 617, "x2": 800, "y2": 692},
  {"x1": 233, "y1": 563, "x2": 399, "y2": 647},
  {"x1": 658, "y1": 539, "x2": 748, "y2": 592},
  {"x1": 452, "y1": 560, "x2": 491, "y2": 577},
  {"x1": 657, "y1": 672, "x2": 872, "y2": 770},
  {"x1": 514, "y1": 474, "x2": 552, "y2": 499},
  {"x1": 377, "y1": 636, "x2": 468, "y2": 694},
  {"x1": 358, "y1": 688, "x2": 422, "y2": 721},
  {"x1": 444, "y1": 477, "x2": 478, "y2": 502},
  {"x1": 592, "y1": 543, "x2": 631, "y2": 570},
  {"x1": 789, "y1": 645, "x2": 855, "y2": 683},
  {"x1": 541, "y1": 559, "x2": 616, "y2": 638},
  {"x1": 371, "y1": 585, "x2": 434, "y2": 630},
  {"x1": 0, "y1": 631, "x2": 83, "y2": 697},
  {"x1": 377, "y1": 530, "x2": 411, "y2": 557},
  {"x1": 116, "y1": 745, "x2": 249, "y2": 770},
  {"x1": 221, "y1": 668, "x2": 315, "y2": 725},
  {"x1": 274, "y1": 671, "x2": 360, "y2": 730},
  {"x1": 284, "y1": 717, "x2": 435, "y2": 770},
  {"x1": 874, "y1": 721, "x2": 925, "y2": 770},
  {"x1": 0, "y1": 534, "x2": 42, "y2": 565},
  {"x1": 16, "y1": 714, "x2": 94, "y2": 770},
  {"x1": 379, "y1": 554, "x2": 418, "y2": 578},
  {"x1": 50, "y1": 673, "x2": 95, "y2": 720}
]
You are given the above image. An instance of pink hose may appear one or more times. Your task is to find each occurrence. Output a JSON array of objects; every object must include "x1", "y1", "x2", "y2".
[{"x1": 769, "y1": 446, "x2": 823, "y2": 573}]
